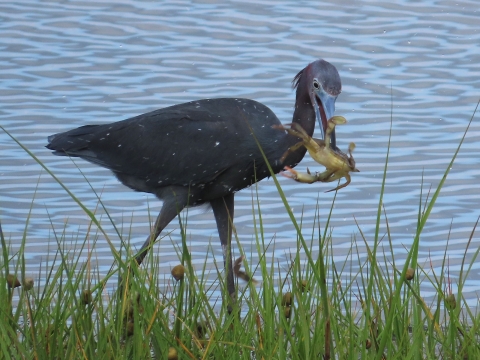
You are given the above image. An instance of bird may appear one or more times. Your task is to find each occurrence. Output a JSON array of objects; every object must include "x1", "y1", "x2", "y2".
[{"x1": 46, "y1": 59, "x2": 342, "y2": 304}]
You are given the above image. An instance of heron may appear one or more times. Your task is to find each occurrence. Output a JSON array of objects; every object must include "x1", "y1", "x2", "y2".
[{"x1": 46, "y1": 59, "x2": 342, "y2": 304}]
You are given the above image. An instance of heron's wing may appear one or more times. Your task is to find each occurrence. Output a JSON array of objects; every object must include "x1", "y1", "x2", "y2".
[{"x1": 47, "y1": 98, "x2": 283, "y2": 187}]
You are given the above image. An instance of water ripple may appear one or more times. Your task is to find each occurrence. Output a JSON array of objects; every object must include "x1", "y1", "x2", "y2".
[{"x1": 1, "y1": 0, "x2": 480, "y2": 304}]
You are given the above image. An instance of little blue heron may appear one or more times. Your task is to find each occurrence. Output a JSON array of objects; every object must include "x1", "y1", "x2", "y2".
[{"x1": 46, "y1": 59, "x2": 342, "y2": 301}]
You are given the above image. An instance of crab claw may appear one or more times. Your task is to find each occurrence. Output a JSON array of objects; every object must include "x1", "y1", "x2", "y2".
[
  {"x1": 348, "y1": 142, "x2": 356, "y2": 153},
  {"x1": 281, "y1": 166, "x2": 319, "y2": 184},
  {"x1": 281, "y1": 166, "x2": 298, "y2": 179}
]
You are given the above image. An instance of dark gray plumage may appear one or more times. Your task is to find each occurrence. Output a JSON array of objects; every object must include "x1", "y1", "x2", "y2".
[{"x1": 47, "y1": 59, "x2": 342, "y2": 301}]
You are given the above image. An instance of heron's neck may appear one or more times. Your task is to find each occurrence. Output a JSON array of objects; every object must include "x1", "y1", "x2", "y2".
[
  {"x1": 291, "y1": 100, "x2": 316, "y2": 137},
  {"x1": 278, "y1": 100, "x2": 316, "y2": 168}
]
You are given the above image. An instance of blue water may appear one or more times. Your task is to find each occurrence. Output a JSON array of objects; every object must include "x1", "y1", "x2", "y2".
[{"x1": 1, "y1": 0, "x2": 479, "y2": 305}]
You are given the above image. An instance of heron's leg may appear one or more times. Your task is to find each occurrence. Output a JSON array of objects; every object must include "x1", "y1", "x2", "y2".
[
  {"x1": 118, "y1": 191, "x2": 187, "y2": 296},
  {"x1": 210, "y1": 193, "x2": 236, "y2": 307},
  {"x1": 135, "y1": 193, "x2": 187, "y2": 265}
]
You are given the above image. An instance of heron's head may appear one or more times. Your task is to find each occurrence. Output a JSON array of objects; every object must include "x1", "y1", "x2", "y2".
[{"x1": 293, "y1": 59, "x2": 342, "y2": 147}]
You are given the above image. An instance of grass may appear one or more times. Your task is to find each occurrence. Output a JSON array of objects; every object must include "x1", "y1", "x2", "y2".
[{"x1": 1, "y1": 101, "x2": 479, "y2": 359}]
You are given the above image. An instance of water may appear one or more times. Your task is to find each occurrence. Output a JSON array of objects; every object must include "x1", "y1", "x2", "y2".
[{"x1": 1, "y1": 0, "x2": 479, "y2": 305}]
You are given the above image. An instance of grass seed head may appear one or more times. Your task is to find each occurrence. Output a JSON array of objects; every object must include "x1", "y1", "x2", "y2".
[
  {"x1": 405, "y1": 268, "x2": 415, "y2": 281},
  {"x1": 168, "y1": 347, "x2": 178, "y2": 360},
  {"x1": 22, "y1": 277, "x2": 34, "y2": 291},
  {"x1": 81, "y1": 289, "x2": 93, "y2": 305},
  {"x1": 125, "y1": 322, "x2": 134, "y2": 336},
  {"x1": 6, "y1": 274, "x2": 21, "y2": 288},
  {"x1": 282, "y1": 292, "x2": 292, "y2": 307},
  {"x1": 171, "y1": 264, "x2": 185, "y2": 281},
  {"x1": 300, "y1": 280, "x2": 309, "y2": 292},
  {"x1": 195, "y1": 322, "x2": 207, "y2": 339},
  {"x1": 445, "y1": 293, "x2": 456, "y2": 310}
]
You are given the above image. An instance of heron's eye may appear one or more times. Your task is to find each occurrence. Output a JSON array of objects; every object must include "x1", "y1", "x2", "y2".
[{"x1": 313, "y1": 79, "x2": 320, "y2": 90}]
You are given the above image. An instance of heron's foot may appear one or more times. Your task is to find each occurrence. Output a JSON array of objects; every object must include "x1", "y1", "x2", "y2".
[{"x1": 233, "y1": 256, "x2": 258, "y2": 284}]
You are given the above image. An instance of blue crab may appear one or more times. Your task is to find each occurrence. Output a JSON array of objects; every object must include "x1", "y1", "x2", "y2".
[{"x1": 276, "y1": 116, "x2": 359, "y2": 192}]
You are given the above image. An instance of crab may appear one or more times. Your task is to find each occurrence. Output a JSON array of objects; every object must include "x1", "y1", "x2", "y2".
[{"x1": 275, "y1": 116, "x2": 359, "y2": 192}]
